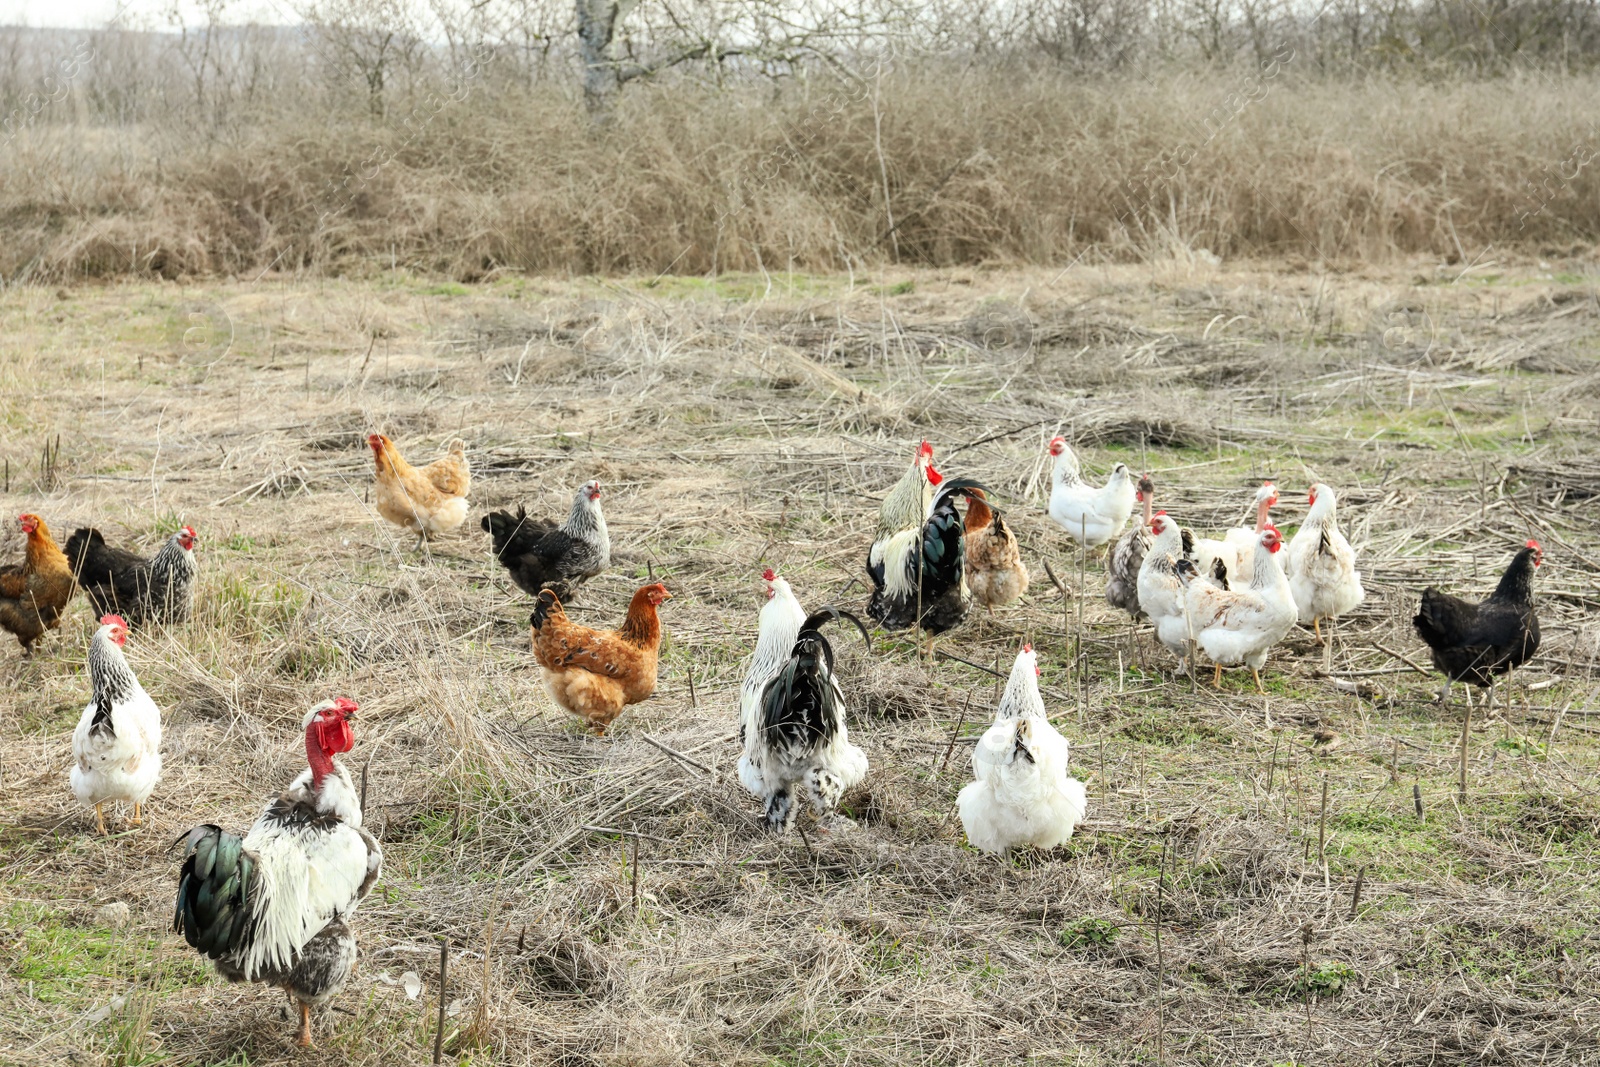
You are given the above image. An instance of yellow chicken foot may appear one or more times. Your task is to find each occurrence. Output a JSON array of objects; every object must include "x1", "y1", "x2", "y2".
[
  {"x1": 129, "y1": 802, "x2": 142, "y2": 827},
  {"x1": 1251, "y1": 667, "x2": 1265, "y2": 694},
  {"x1": 296, "y1": 1001, "x2": 313, "y2": 1047},
  {"x1": 1212, "y1": 663, "x2": 1222, "y2": 688},
  {"x1": 94, "y1": 803, "x2": 107, "y2": 836},
  {"x1": 1313, "y1": 617, "x2": 1323, "y2": 641}
]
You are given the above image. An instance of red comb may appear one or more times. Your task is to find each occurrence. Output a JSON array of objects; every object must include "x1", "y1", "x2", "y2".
[
  {"x1": 1526, "y1": 539, "x2": 1540, "y2": 550},
  {"x1": 1022, "y1": 643, "x2": 1032, "y2": 653},
  {"x1": 761, "y1": 568, "x2": 776, "y2": 581},
  {"x1": 918, "y1": 440, "x2": 934, "y2": 457},
  {"x1": 100, "y1": 614, "x2": 127, "y2": 629}
]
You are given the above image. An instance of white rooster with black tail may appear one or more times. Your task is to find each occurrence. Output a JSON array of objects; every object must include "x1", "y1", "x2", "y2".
[
  {"x1": 958, "y1": 645, "x2": 1088, "y2": 854},
  {"x1": 71, "y1": 614, "x2": 162, "y2": 835},
  {"x1": 865, "y1": 441, "x2": 986, "y2": 649},
  {"x1": 173, "y1": 697, "x2": 381, "y2": 1048},
  {"x1": 739, "y1": 569, "x2": 871, "y2": 831}
]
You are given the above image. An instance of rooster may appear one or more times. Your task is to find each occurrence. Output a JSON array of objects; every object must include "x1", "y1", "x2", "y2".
[
  {"x1": 367, "y1": 433, "x2": 471, "y2": 547},
  {"x1": 481, "y1": 480, "x2": 610, "y2": 601},
  {"x1": 962, "y1": 489, "x2": 1028, "y2": 615},
  {"x1": 1136, "y1": 512, "x2": 1197, "y2": 670},
  {"x1": 530, "y1": 582, "x2": 671, "y2": 734},
  {"x1": 173, "y1": 698, "x2": 381, "y2": 1048},
  {"x1": 1414, "y1": 540, "x2": 1541, "y2": 710},
  {"x1": 1286, "y1": 482, "x2": 1364, "y2": 640},
  {"x1": 957, "y1": 645, "x2": 1087, "y2": 854},
  {"x1": 1194, "y1": 482, "x2": 1278, "y2": 585},
  {"x1": 738, "y1": 570, "x2": 871, "y2": 831},
  {"x1": 1105, "y1": 473, "x2": 1155, "y2": 619},
  {"x1": 66, "y1": 525, "x2": 199, "y2": 626},
  {"x1": 1184, "y1": 525, "x2": 1297, "y2": 692},
  {"x1": 0, "y1": 513, "x2": 76, "y2": 655},
  {"x1": 1046, "y1": 438, "x2": 1135, "y2": 550},
  {"x1": 865, "y1": 441, "x2": 985, "y2": 648},
  {"x1": 71, "y1": 615, "x2": 162, "y2": 835}
]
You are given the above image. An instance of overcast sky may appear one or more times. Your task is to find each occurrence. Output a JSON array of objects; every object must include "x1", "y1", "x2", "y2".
[{"x1": 1, "y1": 0, "x2": 295, "y2": 28}]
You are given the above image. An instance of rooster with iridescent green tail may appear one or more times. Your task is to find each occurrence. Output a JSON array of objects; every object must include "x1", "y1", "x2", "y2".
[
  {"x1": 865, "y1": 441, "x2": 987, "y2": 654},
  {"x1": 173, "y1": 698, "x2": 382, "y2": 1048}
]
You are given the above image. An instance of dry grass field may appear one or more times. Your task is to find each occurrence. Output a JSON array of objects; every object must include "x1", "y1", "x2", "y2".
[{"x1": 1, "y1": 257, "x2": 1598, "y2": 1066}]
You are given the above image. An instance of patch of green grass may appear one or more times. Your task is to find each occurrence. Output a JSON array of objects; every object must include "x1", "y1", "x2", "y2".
[
  {"x1": 1288, "y1": 960, "x2": 1357, "y2": 999},
  {"x1": 418, "y1": 282, "x2": 470, "y2": 296},
  {"x1": 1059, "y1": 916, "x2": 1120, "y2": 951}
]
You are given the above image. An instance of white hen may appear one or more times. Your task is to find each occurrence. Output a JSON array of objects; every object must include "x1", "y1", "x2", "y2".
[
  {"x1": 1046, "y1": 437, "x2": 1136, "y2": 549},
  {"x1": 71, "y1": 614, "x2": 162, "y2": 835},
  {"x1": 958, "y1": 645, "x2": 1088, "y2": 854},
  {"x1": 739, "y1": 569, "x2": 870, "y2": 831},
  {"x1": 1185, "y1": 525, "x2": 1298, "y2": 692},
  {"x1": 1136, "y1": 512, "x2": 1197, "y2": 669},
  {"x1": 1193, "y1": 481, "x2": 1278, "y2": 585},
  {"x1": 1287, "y1": 482, "x2": 1365, "y2": 638}
]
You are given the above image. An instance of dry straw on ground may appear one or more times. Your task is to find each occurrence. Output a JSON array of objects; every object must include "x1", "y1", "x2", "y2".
[{"x1": 0, "y1": 258, "x2": 1597, "y2": 1065}]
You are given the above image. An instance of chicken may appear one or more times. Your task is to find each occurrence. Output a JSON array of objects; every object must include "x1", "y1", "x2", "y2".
[
  {"x1": 1184, "y1": 525, "x2": 1298, "y2": 692},
  {"x1": 1136, "y1": 511, "x2": 1197, "y2": 668},
  {"x1": 864, "y1": 441, "x2": 985, "y2": 646},
  {"x1": 1105, "y1": 473, "x2": 1155, "y2": 619},
  {"x1": 367, "y1": 433, "x2": 470, "y2": 546},
  {"x1": 481, "y1": 480, "x2": 610, "y2": 600},
  {"x1": 957, "y1": 645, "x2": 1087, "y2": 854},
  {"x1": 71, "y1": 615, "x2": 162, "y2": 834},
  {"x1": 530, "y1": 582, "x2": 671, "y2": 734},
  {"x1": 1286, "y1": 482, "x2": 1364, "y2": 639},
  {"x1": 0, "y1": 513, "x2": 76, "y2": 655},
  {"x1": 1046, "y1": 437, "x2": 1136, "y2": 550},
  {"x1": 1414, "y1": 540, "x2": 1541, "y2": 710},
  {"x1": 65, "y1": 524, "x2": 199, "y2": 627},
  {"x1": 963, "y1": 489, "x2": 1029, "y2": 615},
  {"x1": 738, "y1": 570, "x2": 871, "y2": 831},
  {"x1": 1194, "y1": 481, "x2": 1278, "y2": 585},
  {"x1": 173, "y1": 698, "x2": 381, "y2": 1048}
]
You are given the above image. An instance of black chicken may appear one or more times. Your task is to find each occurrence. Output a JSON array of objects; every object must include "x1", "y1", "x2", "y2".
[
  {"x1": 65, "y1": 525, "x2": 198, "y2": 626},
  {"x1": 481, "y1": 480, "x2": 610, "y2": 600},
  {"x1": 1413, "y1": 539, "x2": 1542, "y2": 708}
]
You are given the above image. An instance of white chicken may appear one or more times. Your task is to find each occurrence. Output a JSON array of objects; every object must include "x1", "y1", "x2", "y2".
[
  {"x1": 1185, "y1": 525, "x2": 1298, "y2": 692},
  {"x1": 738, "y1": 569, "x2": 871, "y2": 831},
  {"x1": 958, "y1": 645, "x2": 1088, "y2": 854},
  {"x1": 71, "y1": 614, "x2": 162, "y2": 835},
  {"x1": 173, "y1": 698, "x2": 382, "y2": 1047},
  {"x1": 1287, "y1": 482, "x2": 1365, "y2": 640},
  {"x1": 1136, "y1": 512, "x2": 1197, "y2": 669},
  {"x1": 1193, "y1": 481, "x2": 1278, "y2": 585},
  {"x1": 1046, "y1": 437, "x2": 1136, "y2": 549}
]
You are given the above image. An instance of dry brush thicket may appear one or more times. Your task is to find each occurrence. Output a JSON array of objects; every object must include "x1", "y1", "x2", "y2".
[
  {"x1": 0, "y1": 261, "x2": 1597, "y2": 1065},
  {"x1": 5, "y1": 0, "x2": 1600, "y2": 282}
]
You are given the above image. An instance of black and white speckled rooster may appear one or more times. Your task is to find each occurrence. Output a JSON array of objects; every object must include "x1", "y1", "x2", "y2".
[
  {"x1": 173, "y1": 698, "x2": 382, "y2": 1048},
  {"x1": 739, "y1": 569, "x2": 871, "y2": 831}
]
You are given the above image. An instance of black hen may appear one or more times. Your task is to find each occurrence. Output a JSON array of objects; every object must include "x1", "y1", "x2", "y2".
[
  {"x1": 66, "y1": 525, "x2": 198, "y2": 626},
  {"x1": 1414, "y1": 539, "x2": 1542, "y2": 706},
  {"x1": 754, "y1": 607, "x2": 872, "y2": 830},
  {"x1": 481, "y1": 480, "x2": 610, "y2": 600},
  {"x1": 867, "y1": 476, "x2": 987, "y2": 636}
]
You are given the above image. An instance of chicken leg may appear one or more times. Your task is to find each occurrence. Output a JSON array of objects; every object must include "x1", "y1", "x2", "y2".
[
  {"x1": 129, "y1": 802, "x2": 142, "y2": 827},
  {"x1": 1313, "y1": 616, "x2": 1323, "y2": 642},
  {"x1": 94, "y1": 803, "x2": 107, "y2": 836},
  {"x1": 1212, "y1": 663, "x2": 1222, "y2": 688},
  {"x1": 296, "y1": 1000, "x2": 313, "y2": 1047},
  {"x1": 1251, "y1": 667, "x2": 1265, "y2": 694}
]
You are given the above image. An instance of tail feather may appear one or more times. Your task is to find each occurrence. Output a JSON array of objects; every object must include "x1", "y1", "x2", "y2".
[
  {"x1": 174, "y1": 825, "x2": 257, "y2": 963},
  {"x1": 64, "y1": 527, "x2": 109, "y2": 580},
  {"x1": 530, "y1": 589, "x2": 565, "y2": 631}
]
